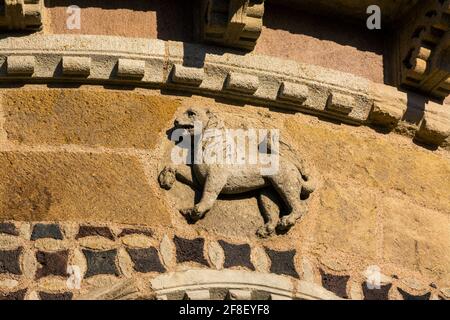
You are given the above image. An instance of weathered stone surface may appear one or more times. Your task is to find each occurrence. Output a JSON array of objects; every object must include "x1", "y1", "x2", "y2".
[
  {"x1": 0, "y1": 279, "x2": 18, "y2": 289},
  {"x1": 171, "y1": 64, "x2": 204, "y2": 86},
  {"x1": 301, "y1": 258, "x2": 316, "y2": 283},
  {"x1": 326, "y1": 92, "x2": 355, "y2": 114},
  {"x1": 83, "y1": 249, "x2": 120, "y2": 278},
  {"x1": 35, "y1": 250, "x2": 69, "y2": 279},
  {"x1": 61, "y1": 56, "x2": 91, "y2": 76},
  {"x1": 225, "y1": 72, "x2": 259, "y2": 94},
  {"x1": 265, "y1": 248, "x2": 299, "y2": 279},
  {"x1": 278, "y1": 82, "x2": 309, "y2": 103},
  {"x1": 207, "y1": 241, "x2": 224, "y2": 270},
  {"x1": 3, "y1": 89, "x2": 179, "y2": 150},
  {"x1": 0, "y1": 223, "x2": 18, "y2": 236},
  {"x1": 39, "y1": 292, "x2": 73, "y2": 300},
  {"x1": 31, "y1": 223, "x2": 63, "y2": 240},
  {"x1": 126, "y1": 247, "x2": 166, "y2": 273},
  {"x1": 173, "y1": 236, "x2": 209, "y2": 267},
  {"x1": 160, "y1": 235, "x2": 175, "y2": 268},
  {"x1": 117, "y1": 59, "x2": 146, "y2": 79},
  {"x1": 319, "y1": 269, "x2": 349, "y2": 299},
  {"x1": 0, "y1": 151, "x2": 170, "y2": 226},
  {"x1": 33, "y1": 239, "x2": 70, "y2": 252},
  {"x1": 6, "y1": 56, "x2": 35, "y2": 75},
  {"x1": 76, "y1": 226, "x2": 115, "y2": 241},
  {"x1": 0, "y1": 248, "x2": 22, "y2": 275},
  {"x1": 118, "y1": 228, "x2": 153, "y2": 238},
  {"x1": 218, "y1": 240, "x2": 254, "y2": 270},
  {"x1": 79, "y1": 236, "x2": 117, "y2": 251},
  {"x1": 251, "y1": 246, "x2": 269, "y2": 273}
]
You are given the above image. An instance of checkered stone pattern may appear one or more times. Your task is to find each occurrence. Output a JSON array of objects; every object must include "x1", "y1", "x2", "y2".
[{"x1": 0, "y1": 221, "x2": 444, "y2": 300}]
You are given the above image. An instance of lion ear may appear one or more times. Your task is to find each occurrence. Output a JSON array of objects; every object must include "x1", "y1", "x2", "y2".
[{"x1": 206, "y1": 109, "x2": 214, "y2": 117}]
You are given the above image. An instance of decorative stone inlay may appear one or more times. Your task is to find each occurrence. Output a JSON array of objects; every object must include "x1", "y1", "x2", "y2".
[
  {"x1": 225, "y1": 72, "x2": 259, "y2": 94},
  {"x1": 160, "y1": 235, "x2": 175, "y2": 268},
  {"x1": 38, "y1": 292, "x2": 73, "y2": 300},
  {"x1": 319, "y1": 269, "x2": 349, "y2": 299},
  {"x1": 79, "y1": 236, "x2": 117, "y2": 250},
  {"x1": 278, "y1": 82, "x2": 309, "y2": 103},
  {"x1": 397, "y1": 288, "x2": 431, "y2": 300},
  {"x1": 173, "y1": 236, "x2": 209, "y2": 267},
  {"x1": 0, "y1": 289, "x2": 27, "y2": 300},
  {"x1": 0, "y1": 279, "x2": 18, "y2": 289},
  {"x1": 121, "y1": 234, "x2": 153, "y2": 248},
  {"x1": 35, "y1": 250, "x2": 69, "y2": 279},
  {"x1": 207, "y1": 241, "x2": 225, "y2": 270},
  {"x1": 31, "y1": 224, "x2": 63, "y2": 240},
  {"x1": 265, "y1": 248, "x2": 299, "y2": 279},
  {"x1": 362, "y1": 282, "x2": 392, "y2": 300},
  {"x1": 126, "y1": 247, "x2": 166, "y2": 273},
  {"x1": 118, "y1": 228, "x2": 153, "y2": 237},
  {"x1": 251, "y1": 246, "x2": 269, "y2": 273},
  {"x1": 76, "y1": 226, "x2": 115, "y2": 241},
  {"x1": 83, "y1": 249, "x2": 120, "y2": 278},
  {"x1": 117, "y1": 59, "x2": 146, "y2": 79},
  {"x1": 0, "y1": 248, "x2": 22, "y2": 275},
  {"x1": 0, "y1": 223, "x2": 18, "y2": 236},
  {"x1": 218, "y1": 240, "x2": 254, "y2": 270},
  {"x1": 6, "y1": 56, "x2": 35, "y2": 75},
  {"x1": 301, "y1": 258, "x2": 316, "y2": 283},
  {"x1": 171, "y1": 64, "x2": 204, "y2": 86},
  {"x1": 62, "y1": 56, "x2": 91, "y2": 77}
]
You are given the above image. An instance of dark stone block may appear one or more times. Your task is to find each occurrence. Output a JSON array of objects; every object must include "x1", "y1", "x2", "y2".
[
  {"x1": 0, "y1": 289, "x2": 27, "y2": 300},
  {"x1": 126, "y1": 247, "x2": 166, "y2": 273},
  {"x1": 35, "y1": 250, "x2": 69, "y2": 279},
  {"x1": 0, "y1": 248, "x2": 22, "y2": 275},
  {"x1": 31, "y1": 224, "x2": 63, "y2": 240},
  {"x1": 362, "y1": 282, "x2": 392, "y2": 300},
  {"x1": 83, "y1": 249, "x2": 120, "y2": 278},
  {"x1": 118, "y1": 228, "x2": 153, "y2": 237},
  {"x1": 0, "y1": 222, "x2": 19, "y2": 236},
  {"x1": 265, "y1": 248, "x2": 299, "y2": 279},
  {"x1": 173, "y1": 236, "x2": 209, "y2": 266},
  {"x1": 39, "y1": 292, "x2": 73, "y2": 300},
  {"x1": 319, "y1": 269, "x2": 349, "y2": 299},
  {"x1": 76, "y1": 226, "x2": 115, "y2": 240},
  {"x1": 218, "y1": 240, "x2": 254, "y2": 270},
  {"x1": 398, "y1": 288, "x2": 431, "y2": 300}
]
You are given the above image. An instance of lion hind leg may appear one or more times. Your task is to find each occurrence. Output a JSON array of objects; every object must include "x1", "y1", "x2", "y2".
[
  {"x1": 267, "y1": 172, "x2": 306, "y2": 231},
  {"x1": 256, "y1": 189, "x2": 281, "y2": 238}
]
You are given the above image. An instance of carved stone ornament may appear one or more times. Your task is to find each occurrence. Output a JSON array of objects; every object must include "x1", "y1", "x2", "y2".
[
  {"x1": 158, "y1": 107, "x2": 317, "y2": 237},
  {"x1": 0, "y1": 0, "x2": 43, "y2": 31},
  {"x1": 197, "y1": 0, "x2": 265, "y2": 50}
]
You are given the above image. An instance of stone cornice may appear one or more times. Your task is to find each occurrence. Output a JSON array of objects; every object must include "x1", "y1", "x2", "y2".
[{"x1": 0, "y1": 34, "x2": 448, "y2": 148}]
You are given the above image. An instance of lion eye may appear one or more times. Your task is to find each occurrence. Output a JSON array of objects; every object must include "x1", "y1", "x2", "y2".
[{"x1": 187, "y1": 110, "x2": 196, "y2": 117}]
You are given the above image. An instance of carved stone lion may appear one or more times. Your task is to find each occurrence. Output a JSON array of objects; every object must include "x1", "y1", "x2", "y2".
[{"x1": 159, "y1": 107, "x2": 317, "y2": 237}]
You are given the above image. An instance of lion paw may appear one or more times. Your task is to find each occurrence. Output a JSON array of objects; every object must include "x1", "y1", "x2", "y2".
[
  {"x1": 256, "y1": 225, "x2": 275, "y2": 238},
  {"x1": 277, "y1": 216, "x2": 296, "y2": 231},
  {"x1": 158, "y1": 166, "x2": 176, "y2": 190},
  {"x1": 180, "y1": 206, "x2": 205, "y2": 222}
]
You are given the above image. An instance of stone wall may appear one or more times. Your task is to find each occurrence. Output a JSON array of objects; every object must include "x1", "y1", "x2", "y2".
[{"x1": 0, "y1": 87, "x2": 448, "y2": 300}]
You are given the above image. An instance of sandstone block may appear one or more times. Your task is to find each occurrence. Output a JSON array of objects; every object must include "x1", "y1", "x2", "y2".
[
  {"x1": 171, "y1": 64, "x2": 204, "y2": 86},
  {"x1": 278, "y1": 82, "x2": 309, "y2": 103},
  {"x1": 62, "y1": 56, "x2": 91, "y2": 76},
  {"x1": 225, "y1": 72, "x2": 259, "y2": 94},
  {"x1": 0, "y1": 151, "x2": 171, "y2": 226},
  {"x1": 6, "y1": 56, "x2": 35, "y2": 75},
  {"x1": 326, "y1": 92, "x2": 355, "y2": 114},
  {"x1": 3, "y1": 89, "x2": 179, "y2": 149},
  {"x1": 117, "y1": 59, "x2": 146, "y2": 79}
]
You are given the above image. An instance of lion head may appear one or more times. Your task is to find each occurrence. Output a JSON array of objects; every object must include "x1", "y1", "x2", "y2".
[{"x1": 173, "y1": 107, "x2": 223, "y2": 135}]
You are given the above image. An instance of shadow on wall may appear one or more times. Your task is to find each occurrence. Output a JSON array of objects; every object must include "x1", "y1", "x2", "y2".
[{"x1": 44, "y1": 0, "x2": 194, "y2": 41}]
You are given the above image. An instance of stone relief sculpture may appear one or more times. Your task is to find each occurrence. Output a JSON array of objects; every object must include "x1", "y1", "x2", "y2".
[{"x1": 159, "y1": 107, "x2": 317, "y2": 237}]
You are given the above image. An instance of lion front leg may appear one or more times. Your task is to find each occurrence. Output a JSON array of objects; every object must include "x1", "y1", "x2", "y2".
[{"x1": 181, "y1": 169, "x2": 228, "y2": 222}]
